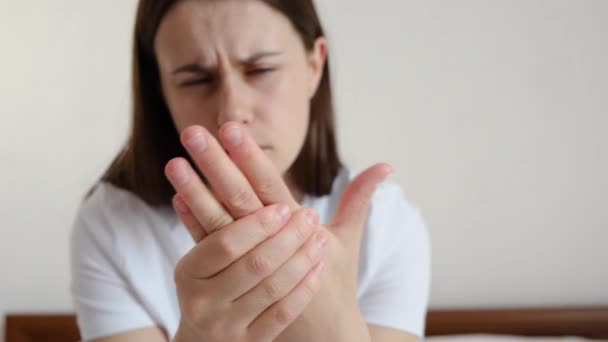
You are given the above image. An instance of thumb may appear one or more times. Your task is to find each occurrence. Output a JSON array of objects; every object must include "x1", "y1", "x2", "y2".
[{"x1": 330, "y1": 163, "x2": 393, "y2": 239}]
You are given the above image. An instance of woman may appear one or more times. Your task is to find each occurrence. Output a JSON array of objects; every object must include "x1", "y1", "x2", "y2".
[{"x1": 70, "y1": 0, "x2": 430, "y2": 341}]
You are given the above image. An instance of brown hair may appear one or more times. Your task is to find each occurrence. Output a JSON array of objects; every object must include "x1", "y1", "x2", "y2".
[{"x1": 96, "y1": 0, "x2": 342, "y2": 208}]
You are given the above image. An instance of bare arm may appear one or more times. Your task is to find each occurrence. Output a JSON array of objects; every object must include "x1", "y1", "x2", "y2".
[
  {"x1": 369, "y1": 324, "x2": 420, "y2": 342},
  {"x1": 90, "y1": 326, "x2": 167, "y2": 342}
]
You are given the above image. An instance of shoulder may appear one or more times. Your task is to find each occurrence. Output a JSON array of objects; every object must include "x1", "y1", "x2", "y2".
[
  {"x1": 312, "y1": 165, "x2": 428, "y2": 242},
  {"x1": 79, "y1": 181, "x2": 176, "y2": 228},
  {"x1": 368, "y1": 177, "x2": 425, "y2": 235},
  {"x1": 70, "y1": 182, "x2": 178, "y2": 259},
  {"x1": 327, "y1": 166, "x2": 429, "y2": 257},
  {"x1": 69, "y1": 183, "x2": 176, "y2": 340},
  {"x1": 331, "y1": 166, "x2": 424, "y2": 226},
  {"x1": 79, "y1": 182, "x2": 174, "y2": 226}
]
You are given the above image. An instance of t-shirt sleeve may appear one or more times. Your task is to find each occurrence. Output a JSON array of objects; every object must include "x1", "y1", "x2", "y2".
[
  {"x1": 70, "y1": 203, "x2": 156, "y2": 340},
  {"x1": 357, "y1": 183, "x2": 431, "y2": 338}
]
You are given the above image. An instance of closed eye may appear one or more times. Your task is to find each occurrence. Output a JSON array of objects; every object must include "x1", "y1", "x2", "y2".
[
  {"x1": 247, "y1": 68, "x2": 275, "y2": 76},
  {"x1": 181, "y1": 77, "x2": 213, "y2": 87},
  {"x1": 180, "y1": 68, "x2": 275, "y2": 87}
]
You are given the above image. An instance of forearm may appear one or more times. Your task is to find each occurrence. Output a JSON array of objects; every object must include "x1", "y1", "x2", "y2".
[{"x1": 299, "y1": 304, "x2": 370, "y2": 342}]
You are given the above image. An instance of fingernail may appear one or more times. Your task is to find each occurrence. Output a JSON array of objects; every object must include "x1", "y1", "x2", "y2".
[
  {"x1": 316, "y1": 232, "x2": 329, "y2": 249},
  {"x1": 276, "y1": 204, "x2": 290, "y2": 221},
  {"x1": 169, "y1": 165, "x2": 190, "y2": 186},
  {"x1": 185, "y1": 132, "x2": 208, "y2": 153},
  {"x1": 306, "y1": 210, "x2": 319, "y2": 226},
  {"x1": 224, "y1": 126, "x2": 243, "y2": 146}
]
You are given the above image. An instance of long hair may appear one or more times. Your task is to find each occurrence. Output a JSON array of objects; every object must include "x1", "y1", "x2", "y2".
[{"x1": 96, "y1": 0, "x2": 342, "y2": 208}]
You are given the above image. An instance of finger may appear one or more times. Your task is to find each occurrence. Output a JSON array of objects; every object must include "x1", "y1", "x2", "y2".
[
  {"x1": 173, "y1": 193, "x2": 207, "y2": 242},
  {"x1": 212, "y1": 208, "x2": 320, "y2": 300},
  {"x1": 220, "y1": 122, "x2": 298, "y2": 209},
  {"x1": 246, "y1": 260, "x2": 326, "y2": 341},
  {"x1": 179, "y1": 203, "x2": 292, "y2": 279},
  {"x1": 234, "y1": 227, "x2": 329, "y2": 325},
  {"x1": 165, "y1": 157, "x2": 233, "y2": 234},
  {"x1": 181, "y1": 125, "x2": 263, "y2": 219},
  {"x1": 331, "y1": 163, "x2": 393, "y2": 233}
]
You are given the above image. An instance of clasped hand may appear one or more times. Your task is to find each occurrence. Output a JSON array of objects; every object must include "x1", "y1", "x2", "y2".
[{"x1": 165, "y1": 121, "x2": 391, "y2": 342}]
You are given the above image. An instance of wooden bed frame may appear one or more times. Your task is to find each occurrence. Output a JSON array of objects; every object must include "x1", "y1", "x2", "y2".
[{"x1": 6, "y1": 307, "x2": 608, "y2": 341}]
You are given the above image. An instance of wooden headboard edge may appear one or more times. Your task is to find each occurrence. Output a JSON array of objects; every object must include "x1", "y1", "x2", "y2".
[{"x1": 5, "y1": 306, "x2": 608, "y2": 341}]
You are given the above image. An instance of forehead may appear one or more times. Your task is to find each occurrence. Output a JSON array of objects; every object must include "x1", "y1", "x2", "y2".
[{"x1": 154, "y1": 0, "x2": 298, "y2": 65}]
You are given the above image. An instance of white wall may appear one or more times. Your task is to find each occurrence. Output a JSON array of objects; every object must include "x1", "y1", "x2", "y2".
[
  {"x1": 0, "y1": 1, "x2": 137, "y2": 337},
  {"x1": 1, "y1": 0, "x2": 607, "y2": 337}
]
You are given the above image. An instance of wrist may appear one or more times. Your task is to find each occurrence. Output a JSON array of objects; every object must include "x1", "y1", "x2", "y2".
[
  {"x1": 330, "y1": 294, "x2": 371, "y2": 342},
  {"x1": 297, "y1": 291, "x2": 370, "y2": 342}
]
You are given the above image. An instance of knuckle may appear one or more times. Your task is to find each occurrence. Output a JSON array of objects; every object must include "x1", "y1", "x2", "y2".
[
  {"x1": 294, "y1": 226, "x2": 308, "y2": 244},
  {"x1": 227, "y1": 188, "x2": 256, "y2": 210},
  {"x1": 302, "y1": 276, "x2": 319, "y2": 298},
  {"x1": 182, "y1": 298, "x2": 207, "y2": 325},
  {"x1": 246, "y1": 253, "x2": 273, "y2": 277},
  {"x1": 214, "y1": 234, "x2": 238, "y2": 260},
  {"x1": 306, "y1": 230, "x2": 327, "y2": 262},
  {"x1": 255, "y1": 179, "x2": 275, "y2": 198},
  {"x1": 293, "y1": 215, "x2": 312, "y2": 242},
  {"x1": 274, "y1": 306, "x2": 295, "y2": 325},
  {"x1": 205, "y1": 212, "x2": 232, "y2": 232},
  {"x1": 197, "y1": 310, "x2": 240, "y2": 340},
  {"x1": 263, "y1": 278, "x2": 286, "y2": 301},
  {"x1": 255, "y1": 208, "x2": 277, "y2": 234},
  {"x1": 305, "y1": 243, "x2": 318, "y2": 264}
]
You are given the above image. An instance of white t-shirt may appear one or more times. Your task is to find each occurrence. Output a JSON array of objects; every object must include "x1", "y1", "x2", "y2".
[{"x1": 70, "y1": 167, "x2": 430, "y2": 340}]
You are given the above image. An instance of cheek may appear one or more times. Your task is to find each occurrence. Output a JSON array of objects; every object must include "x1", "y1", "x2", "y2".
[
  {"x1": 165, "y1": 91, "x2": 216, "y2": 134},
  {"x1": 256, "y1": 70, "x2": 310, "y2": 126},
  {"x1": 255, "y1": 71, "x2": 310, "y2": 166}
]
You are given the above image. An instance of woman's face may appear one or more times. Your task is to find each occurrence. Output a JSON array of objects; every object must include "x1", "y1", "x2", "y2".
[{"x1": 154, "y1": 0, "x2": 327, "y2": 178}]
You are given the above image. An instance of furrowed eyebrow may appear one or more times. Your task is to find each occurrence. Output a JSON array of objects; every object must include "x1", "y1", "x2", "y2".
[
  {"x1": 239, "y1": 51, "x2": 283, "y2": 64},
  {"x1": 172, "y1": 63, "x2": 213, "y2": 75},
  {"x1": 172, "y1": 51, "x2": 283, "y2": 75}
]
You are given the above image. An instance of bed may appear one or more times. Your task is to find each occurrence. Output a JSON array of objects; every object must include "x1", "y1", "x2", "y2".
[{"x1": 5, "y1": 306, "x2": 608, "y2": 341}]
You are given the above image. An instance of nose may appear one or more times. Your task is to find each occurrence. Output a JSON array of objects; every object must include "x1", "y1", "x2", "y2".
[{"x1": 215, "y1": 75, "x2": 254, "y2": 128}]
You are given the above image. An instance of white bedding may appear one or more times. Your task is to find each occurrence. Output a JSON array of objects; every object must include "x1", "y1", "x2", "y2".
[{"x1": 426, "y1": 334, "x2": 605, "y2": 342}]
